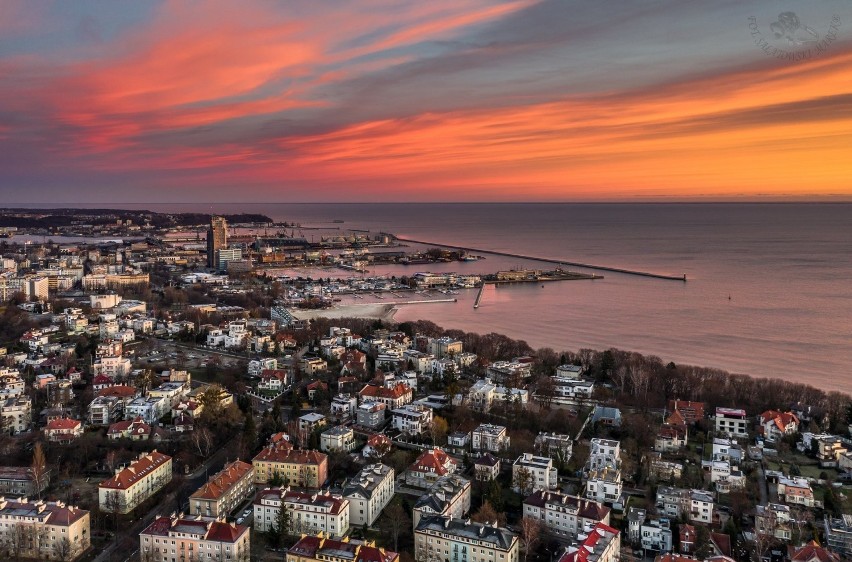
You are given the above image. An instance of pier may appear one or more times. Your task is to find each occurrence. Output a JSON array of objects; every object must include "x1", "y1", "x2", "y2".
[
  {"x1": 474, "y1": 284, "x2": 485, "y2": 309},
  {"x1": 393, "y1": 236, "x2": 687, "y2": 282}
]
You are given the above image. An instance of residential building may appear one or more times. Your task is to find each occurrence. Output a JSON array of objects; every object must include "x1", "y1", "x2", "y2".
[
  {"x1": 588, "y1": 439, "x2": 621, "y2": 471},
  {"x1": 759, "y1": 410, "x2": 799, "y2": 442},
  {"x1": 107, "y1": 417, "x2": 152, "y2": 440},
  {"x1": 591, "y1": 406, "x2": 622, "y2": 427},
  {"x1": 815, "y1": 435, "x2": 848, "y2": 468},
  {"x1": 0, "y1": 466, "x2": 51, "y2": 497},
  {"x1": 413, "y1": 475, "x2": 471, "y2": 526},
  {"x1": 0, "y1": 498, "x2": 90, "y2": 561},
  {"x1": 824, "y1": 514, "x2": 852, "y2": 560},
  {"x1": 655, "y1": 424, "x2": 688, "y2": 453},
  {"x1": 551, "y1": 377, "x2": 595, "y2": 403},
  {"x1": 415, "y1": 515, "x2": 519, "y2": 562},
  {"x1": 253, "y1": 487, "x2": 349, "y2": 536},
  {"x1": 44, "y1": 417, "x2": 82, "y2": 444},
  {"x1": 139, "y1": 515, "x2": 250, "y2": 562},
  {"x1": 190, "y1": 460, "x2": 255, "y2": 519},
  {"x1": 523, "y1": 490, "x2": 610, "y2": 543},
  {"x1": 406, "y1": 448, "x2": 458, "y2": 488},
  {"x1": 777, "y1": 476, "x2": 815, "y2": 507},
  {"x1": 714, "y1": 407, "x2": 748, "y2": 439},
  {"x1": 391, "y1": 404, "x2": 434, "y2": 435},
  {"x1": 639, "y1": 518, "x2": 673, "y2": 553},
  {"x1": 288, "y1": 535, "x2": 399, "y2": 562},
  {"x1": 1, "y1": 395, "x2": 31, "y2": 434},
  {"x1": 535, "y1": 432, "x2": 573, "y2": 463},
  {"x1": 787, "y1": 541, "x2": 842, "y2": 562},
  {"x1": 712, "y1": 438, "x2": 743, "y2": 463},
  {"x1": 343, "y1": 463, "x2": 395, "y2": 527},
  {"x1": 356, "y1": 401, "x2": 387, "y2": 429},
  {"x1": 299, "y1": 413, "x2": 327, "y2": 434},
  {"x1": 513, "y1": 453, "x2": 557, "y2": 494},
  {"x1": 667, "y1": 400, "x2": 705, "y2": 424},
  {"x1": 99, "y1": 450, "x2": 173, "y2": 514},
  {"x1": 258, "y1": 369, "x2": 290, "y2": 393},
  {"x1": 468, "y1": 379, "x2": 528, "y2": 412},
  {"x1": 330, "y1": 394, "x2": 358, "y2": 421},
  {"x1": 207, "y1": 216, "x2": 228, "y2": 269},
  {"x1": 125, "y1": 396, "x2": 169, "y2": 424},
  {"x1": 474, "y1": 454, "x2": 500, "y2": 481},
  {"x1": 251, "y1": 446, "x2": 328, "y2": 488},
  {"x1": 585, "y1": 466, "x2": 623, "y2": 505},
  {"x1": 701, "y1": 459, "x2": 745, "y2": 493},
  {"x1": 88, "y1": 395, "x2": 124, "y2": 426},
  {"x1": 359, "y1": 383, "x2": 412, "y2": 410},
  {"x1": 320, "y1": 425, "x2": 356, "y2": 453},
  {"x1": 556, "y1": 522, "x2": 620, "y2": 562},
  {"x1": 655, "y1": 487, "x2": 714, "y2": 525},
  {"x1": 755, "y1": 503, "x2": 792, "y2": 541},
  {"x1": 362, "y1": 434, "x2": 392, "y2": 459},
  {"x1": 472, "y1": 423, "x2": 510, "y2": 453},
  {"x1": 429, "y1": 337, "x2": 463, "y2": 359}
]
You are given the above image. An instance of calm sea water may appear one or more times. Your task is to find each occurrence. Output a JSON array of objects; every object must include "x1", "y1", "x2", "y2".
[{"x1": 60, "y1": 202, "x2": 852, "y2": 392}]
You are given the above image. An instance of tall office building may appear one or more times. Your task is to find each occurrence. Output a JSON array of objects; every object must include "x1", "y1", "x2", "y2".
[{"x1": 207, "y1": 216, "x2": 227, "y2": 268}]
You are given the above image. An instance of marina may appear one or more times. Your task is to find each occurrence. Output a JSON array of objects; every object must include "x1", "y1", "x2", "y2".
[{"x1": 393, "y1": 235, "x2": 687, "y2": 282}]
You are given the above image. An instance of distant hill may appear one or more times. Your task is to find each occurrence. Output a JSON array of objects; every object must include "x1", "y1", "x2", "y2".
[{"x1": 0, "y1": 208, "x2": 272, "y2": 228}]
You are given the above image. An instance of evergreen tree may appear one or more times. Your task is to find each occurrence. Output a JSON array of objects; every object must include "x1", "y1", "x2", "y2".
[{"x1": 242, "y1": 410, "x2": 257, "y2": 457}]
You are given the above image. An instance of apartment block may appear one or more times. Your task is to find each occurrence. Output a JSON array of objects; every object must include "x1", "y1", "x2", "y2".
[{"x1": 190, "y1": 460, "x2": 255, "y2": 519}]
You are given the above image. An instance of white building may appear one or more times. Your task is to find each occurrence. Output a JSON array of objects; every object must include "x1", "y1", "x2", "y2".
[
  {"x1": 342, "y1": 463, "x2": 395, "y2": 527},
  {"x1": 320, "y1": 426, "x2": 356, "y2": 453},
  {"x1": 391, "y1": 404, "x2": 434, "y2": 435},
  {"x1": 412, "y1": 475, "x2": 471, "y2": 527},
  {"x1": 585, "y1": 465, "x2": 622, "y2": 506},
  {"x1": 513, "y1": 453, "x2": 557, "y2": 494},
  {"x1": 99, "y1": 451, "x2": 173, "y2": 514},
  {"x1": 655, "y1": 487, "x2": 714, "y2": 525},
  {"x1": 588, "y1": 439, "x2": 621, "y2": 471},
  {"x1": 523, "y1": 490, "x2": 610, "y2": 544},
  {"x1": 472, "y1": 423, "x2": 510, "y2": 453},
  {"x1": 253, "y1": 488, "x2": 349, "y2": 536},
  {"x1": 415, "y1": 516, "x2": 519, "y2": 562},
  {"x1": 125, "y1": 396, "x2": 169, "y2": 424},
  {"x1": 0, "y1": 498, "x2": 90, "y2": 561},
  {"x1": 715, "y1": 407, "x2": 748, "y2": 439},
  {"x1": 468, "y1": 379, "x2": 529, "y2": 412},
  {"x1": 139, "y1": 516, "x2": 250, "y2": 562},
  {"x1": 557, "y1": 523, "x2": 620, "y2": 562}
]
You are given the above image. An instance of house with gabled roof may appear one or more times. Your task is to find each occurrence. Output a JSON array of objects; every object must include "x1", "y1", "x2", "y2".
[{"x1": 405, "y1": 448, "x2": 457, "y2": 488}]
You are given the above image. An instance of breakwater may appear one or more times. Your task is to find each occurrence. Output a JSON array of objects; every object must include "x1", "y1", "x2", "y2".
[{"x1": 392, "y1": 235, "x2": 686, "y2": 282}]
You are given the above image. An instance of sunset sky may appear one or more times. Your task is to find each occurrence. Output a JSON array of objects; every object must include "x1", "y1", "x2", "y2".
[{"x1": 1, "y1": 0, "x2": 851, "y2": 202}]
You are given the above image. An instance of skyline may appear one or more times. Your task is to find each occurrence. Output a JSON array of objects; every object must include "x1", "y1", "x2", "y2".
[{"x1": 2, "y1": 1, "x2": 851, "y2": 203}]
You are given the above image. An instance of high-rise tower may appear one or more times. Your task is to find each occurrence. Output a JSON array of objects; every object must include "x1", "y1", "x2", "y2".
[{"x1": 207, "y1": 216, "x2": 227, "y2": 268}]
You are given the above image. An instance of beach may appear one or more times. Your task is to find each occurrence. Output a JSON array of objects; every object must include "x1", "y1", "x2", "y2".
[{"x1": 288, "y1": 303, "x2": 398, "y2": 322}]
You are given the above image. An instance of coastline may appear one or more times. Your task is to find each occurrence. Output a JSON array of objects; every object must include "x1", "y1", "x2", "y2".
[{"x1": 288, "y1": 303, "x2": 398, "y2": 322}]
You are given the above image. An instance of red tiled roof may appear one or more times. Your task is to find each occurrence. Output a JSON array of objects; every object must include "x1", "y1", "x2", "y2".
[
  {"x1": 788, "y1": 541, "x2": 841, "y2": 562},
  {"x1": 190, "y1": 461, "x2": 253, "y2": 501},
  {"x1": 367, "y1": 434, "x2": 391, "y2": 447},
  {"x1": 289, "y1": 535, "x2": 398, "y2": 562},
  {"x1": 99, "y1": 451, "x2": 171, "y2": 490},
  {"x1": 46, "y1": 418, "x2": 81, "y2": 430},
  {"x1": 253, "y1": 445, "x2": 325, "y2": 466},
  {"x1": 411, "y1": 448, "x2": 456, "y2": 475},
  {"x1": 97, "y1": 385, "x2": 137, "y2": 398},
  {"x1": 360, "y1": 383, "x2": 411, "y2": 400}
]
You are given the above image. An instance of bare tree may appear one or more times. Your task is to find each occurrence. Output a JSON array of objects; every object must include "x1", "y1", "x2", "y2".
[
  {"x1": 191, "y1": 427, "x2": 214, "y2": 457},
  {"x1": 471, "y1": 500, "x2": 507, "y2": 527},
  {"x1": 53, "y1": 537, "x2": 73, "y2": 562},
  {"x1": 31, "y1": 441, "x2": 48, "y2": 499},
  {"x1": 430, "y1": 416, "x2": 448, "y2": 446},
  {"x1": 381, "y1": 502, "x2": 411, "y2": 552},
  {"x1": 535, "y1": 375, "x2": 556, "y2": 411},
  {"x1": 514, "y1": 466, "x2": 533, "y2": 495},
  {"x1": 519, "y1": 517, "x2": 543, "y2": 562}
]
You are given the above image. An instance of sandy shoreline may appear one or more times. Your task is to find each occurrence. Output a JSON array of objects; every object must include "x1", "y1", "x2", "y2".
[{"x1": 288, "y1": 303, "x2": 399, "y2": 322}]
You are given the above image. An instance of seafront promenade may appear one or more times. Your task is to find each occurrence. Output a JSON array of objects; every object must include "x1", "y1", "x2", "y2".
[{"x1": 392, "y1": 235, "x2": 687, "y2": 282}]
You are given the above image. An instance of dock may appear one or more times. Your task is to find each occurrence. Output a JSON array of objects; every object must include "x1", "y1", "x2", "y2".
[
  {"x1": 474, "y1": 284, "x2": 485, "y2": 309},
  {"x1": 393, "y1": 236, "x2": 686, "y2": 282}
]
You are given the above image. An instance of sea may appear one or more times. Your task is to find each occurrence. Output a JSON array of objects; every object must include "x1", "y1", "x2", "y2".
[{"x1": 27, "y1": 202, "x2": 852, "y2": 393}]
